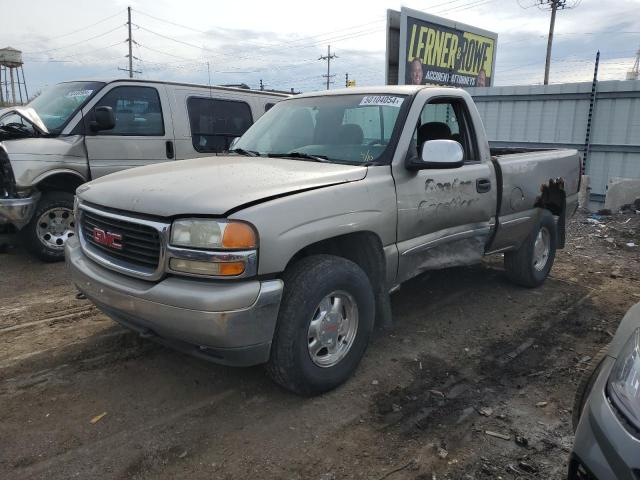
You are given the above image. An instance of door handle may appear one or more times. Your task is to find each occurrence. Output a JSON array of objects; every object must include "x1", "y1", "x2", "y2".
[
  {"x1": 166, "y1": 140, "x2": 174, "y2": 159},
  {"x1": 476, "y1": 178, "x2": 491, "y2": 193}
]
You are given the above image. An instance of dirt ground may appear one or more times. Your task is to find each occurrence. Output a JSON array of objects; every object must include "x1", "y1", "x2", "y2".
[{"x1": 1, "y1": 210, "x2": 639, "y2": 480}]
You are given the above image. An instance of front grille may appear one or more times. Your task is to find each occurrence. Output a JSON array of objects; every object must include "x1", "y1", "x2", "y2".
[
  {"x1": 80, "y1": 208, "x2": 161, "y2": 270},
  {"x1": 0, "y1": 146, "x2": 16, "y2": 197}
]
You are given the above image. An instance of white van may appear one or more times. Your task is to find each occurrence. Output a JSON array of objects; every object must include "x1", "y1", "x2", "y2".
[{"x1": 0, "y1": 79, "x2": 288, "y2": 260}]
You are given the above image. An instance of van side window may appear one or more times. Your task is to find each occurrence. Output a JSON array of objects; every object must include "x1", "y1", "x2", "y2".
[
  {"x1": 187, "y1": 98, "x2": 253, "y2": 153},
  {"x1": 411, "y1": 99, "x2": 478, "y2": 162},
  {"x1": 94, "y1": 86, "x2": 164, "y2": 136}
]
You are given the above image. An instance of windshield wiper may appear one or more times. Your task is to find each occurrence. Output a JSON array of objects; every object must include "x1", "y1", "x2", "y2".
[
  {"x1": 229, "y1": 148, "x2": 259, "y2": 157},
  {"x1": 268, "y1": 152, "x2": 331, "y2": 163}
]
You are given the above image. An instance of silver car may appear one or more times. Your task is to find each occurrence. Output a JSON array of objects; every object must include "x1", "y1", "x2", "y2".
[{"x1": 570, "y1": 302, "x2": 640, "y2": 479}]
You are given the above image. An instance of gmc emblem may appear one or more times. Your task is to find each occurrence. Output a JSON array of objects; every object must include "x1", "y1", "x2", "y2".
[{"x1": 92, "y1": 228, "x2": 123, "y2": 250}]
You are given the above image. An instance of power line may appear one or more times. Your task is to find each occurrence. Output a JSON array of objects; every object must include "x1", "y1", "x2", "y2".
[
  {"x1": 20, "y1": 10, "x2": 125, "y2": 45},
  {"x1": 25, "y1": 24, "x2": 125, "y2": 55},
  {"x1": 134, "y1": 8, "x2": 385, "y2": 50},
  {"x1": 434, "y1": 0, "x2": 498, "y2": 14},
  {"x1": 519, "y1": 0, "x2": 582, "y2": 84}
]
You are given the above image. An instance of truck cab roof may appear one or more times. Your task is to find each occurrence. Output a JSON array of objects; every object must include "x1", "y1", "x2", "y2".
[{"x1": 294, "y1": 84, "x2": 458, "y2": 99}]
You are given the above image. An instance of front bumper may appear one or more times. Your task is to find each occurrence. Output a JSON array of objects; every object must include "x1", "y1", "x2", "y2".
[
  {"x1": 65, "y1": 236, "x2": 284, "y2": 367},
  {"x1": 569, "y1": 356, "x2": 640, "y2": 480},
  {"x1": 0, "y1": 192, "x2": 40, "y2": 229}
]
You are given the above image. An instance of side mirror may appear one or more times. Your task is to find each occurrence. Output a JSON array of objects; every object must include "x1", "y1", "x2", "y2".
[
  {"x1": 411, "y1": 139, "x2": 464, "y2": 169},
  {"x1": 90, "y1": 106, "x2": 115, "y2": 132}
]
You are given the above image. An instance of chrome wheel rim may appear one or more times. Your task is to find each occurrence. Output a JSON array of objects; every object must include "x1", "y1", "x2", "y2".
[
  {"x1": 533, "y1": 226, "x2": 550, "y2": 271},
  {"x1": 307, "y1": 291, "x2": 359, "y2": 368},
  {"x1": 36, "y1": 207, "x2": 75, "y2": 250}
]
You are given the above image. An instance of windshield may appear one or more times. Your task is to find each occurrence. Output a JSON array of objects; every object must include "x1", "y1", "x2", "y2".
[
  {"x1": 235, "y1": 93, "x2": 408, "y2": 164},
  {"x1": 27, "y1": 81, "x2": 105, "y2": 133}
]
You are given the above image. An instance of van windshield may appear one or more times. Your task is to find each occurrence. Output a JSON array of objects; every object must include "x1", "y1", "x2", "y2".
[
  {"x1": 27, "y1": 81, "x2": 105, "y2": 133},
  {"x1": 234, "y1": 93, "x2": 408, "y2": 164}
]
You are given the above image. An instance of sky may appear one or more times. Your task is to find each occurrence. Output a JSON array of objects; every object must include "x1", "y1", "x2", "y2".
[{"x1": 3, "y1": 0, "x2": 640, "y2": 96}]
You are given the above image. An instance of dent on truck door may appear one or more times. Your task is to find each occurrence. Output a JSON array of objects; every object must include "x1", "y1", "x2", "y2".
[
  {"x1": 83, "y1": 84, "x2": 175, "y2": 179},
  {"x1": 393, "y1": 98, "x2": 497, "y2": 284}
]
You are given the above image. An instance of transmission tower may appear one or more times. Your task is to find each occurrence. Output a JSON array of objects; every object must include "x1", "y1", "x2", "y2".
[
  {"x1": 318, "y1": 45, "x2": 337, "y2": 90},
  {"x1": 519, "y1": 0, "x2": 581, "y2": 84}
]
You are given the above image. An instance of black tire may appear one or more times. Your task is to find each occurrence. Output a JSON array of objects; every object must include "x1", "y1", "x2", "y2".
[
  {"x1": 504, "y1": 210, "x2": 557, "y2": 287},
  {"x1": 266, "y1": 255, "x2": 375, "y2": 396},
  {"x1": 572, "y1": 346, "x2": 609, "y2": 431},
  {"x1": 21, "y1": 191, "x2": 75, "y2": 262}
]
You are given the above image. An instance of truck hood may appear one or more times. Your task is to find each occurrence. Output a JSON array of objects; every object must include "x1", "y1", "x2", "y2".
[
  {"x1": 78, "y1": 156, "x2": 368, "y2": 217},
  {"x1": 0, "y1": 106, "x2": 48, "y2": 135}
]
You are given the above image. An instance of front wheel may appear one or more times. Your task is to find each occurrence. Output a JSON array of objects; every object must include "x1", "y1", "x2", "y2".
[
  {"x1": 504, "y1": 210, "x2": 557, "y2": 287},
  {"x1": 266, "y1": 255, "x2": 375, "y2": 396},
  {"x1": 21, "y1": 191, "x2": 75, "y2": 262}
]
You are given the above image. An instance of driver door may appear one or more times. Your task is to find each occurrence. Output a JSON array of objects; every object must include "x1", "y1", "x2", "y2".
[{"x1": 392, "y1": 94, "x2": 497, "y2": 284}]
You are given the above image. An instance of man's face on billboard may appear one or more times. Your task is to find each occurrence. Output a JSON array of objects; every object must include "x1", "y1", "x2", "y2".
[
  {"x1": 477, "y1": 70, "x2": 486, "y2": 87},
  {"x1": 410, "y1": 59, "x2": 423, "y2": 85}
]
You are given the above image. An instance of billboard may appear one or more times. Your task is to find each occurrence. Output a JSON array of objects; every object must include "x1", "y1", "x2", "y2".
[{"x1": 386, "y1": 7, "x2": 498, "y2": 88}]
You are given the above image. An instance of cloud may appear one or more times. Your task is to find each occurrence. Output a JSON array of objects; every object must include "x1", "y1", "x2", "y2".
[{"x1": 8, "y1": 0, "x2": 640, "y2": 95}]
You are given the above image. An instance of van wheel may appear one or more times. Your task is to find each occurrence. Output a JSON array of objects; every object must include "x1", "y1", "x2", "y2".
[
  {"x1": 22, "y1": 191, "x2": 75, "y2": 262},
  {"x1": 504, "y1": 210, "x2": 557, "y2": 287},
  {"x1": 572, "y1": 346, "x2": 609, "y2": 431},
  {"x1": 266, "y1": 255, "x2": 375, "y2": 396}
]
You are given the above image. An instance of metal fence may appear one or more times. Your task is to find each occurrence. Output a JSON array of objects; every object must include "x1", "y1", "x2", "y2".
[{"x1": 466, "y1": 80, "x2": 640, "y2": 201}]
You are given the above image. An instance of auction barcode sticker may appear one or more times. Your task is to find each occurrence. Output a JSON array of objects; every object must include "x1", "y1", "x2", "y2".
[
  {"x1": 65, "y1": 90, "x2": 93, "y2": 98},
  {"x1": 359, "y1": 96, "x2": 404, "y2": 107}
]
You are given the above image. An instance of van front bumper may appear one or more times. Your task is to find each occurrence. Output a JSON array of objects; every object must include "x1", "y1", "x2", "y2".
[
  {"x1": 0, "y1": 192, "x2": 40, "y2": 229},
  {"x1": 65, "y1": 236, "x2": 283, "y2": 367}
]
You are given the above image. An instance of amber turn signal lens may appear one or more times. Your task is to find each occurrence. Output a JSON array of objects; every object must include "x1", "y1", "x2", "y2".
[
  {"x1": 222, "y1": 222, "x2": 257, "y2": 249},
  {"x1": 218, "y1": 262, "x2": 246, "y2": 276},
  {"x1": 169, "y1": 258, "x2": 245, "y2": 276}
]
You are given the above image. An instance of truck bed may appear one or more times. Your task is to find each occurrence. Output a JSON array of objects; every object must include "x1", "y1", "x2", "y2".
[{"x1": 487, "y1": 147, "x2": 582, "y2": 253}]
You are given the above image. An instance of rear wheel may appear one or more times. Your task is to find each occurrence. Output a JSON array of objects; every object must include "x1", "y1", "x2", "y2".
[
  {"x1": 504, "y1": 210, "x2": 557, "y2": 287},
  {"x1": 21, "y1": 191, "x2": 75, "y2": 262},
  {"x1": 266, "y1": 255, "x2": 375, "y2": 396}
]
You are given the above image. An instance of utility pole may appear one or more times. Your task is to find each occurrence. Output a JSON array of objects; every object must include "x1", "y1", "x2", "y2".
[
  {"x1": 127, "y1": 6, "x2": 133, "y2": 78},
  {"x1": 543, "y1": 0, "x2": 560, "y2": 85},
  {"x1": 520, "y1": 1, "x2": 579, "y2": 85},
  {"x1": 626, "y1": 46, "x2": 640, "y2": 80},
  {"x1": 534, "y1": 0, "x2": 580, "y2": 85},
  {"x1": 118, "y1": 7, "x2": 141, "y2": 78},
  {"x1": 318, "y1": 45, "x2": 337, "y2": 90}
]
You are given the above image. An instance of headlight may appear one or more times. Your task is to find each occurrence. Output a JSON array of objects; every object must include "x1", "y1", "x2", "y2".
[
  {"x1": 171, "y1": 219, "x2": 257, "y2": 250},
  {"x1": 168, "y1": 219, "x2": 258, "y2": 277},
  {"x1": 608, "y1": 328, "x2": 640, "y2": 429}
]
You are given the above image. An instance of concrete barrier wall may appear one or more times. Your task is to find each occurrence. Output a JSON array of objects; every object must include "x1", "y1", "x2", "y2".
[{"x1": 466, "y1": 80, "x2": 640, "y2": 201}]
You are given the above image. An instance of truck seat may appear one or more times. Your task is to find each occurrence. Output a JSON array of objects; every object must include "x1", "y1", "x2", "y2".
[{"x1": 418, "y1": 122, "x2": 451, "y2": 144}]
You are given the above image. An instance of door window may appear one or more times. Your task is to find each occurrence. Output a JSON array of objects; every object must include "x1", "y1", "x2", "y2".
[
  {"x1": 411, "y1": 99, "x2": 478, "y2": 162},
  {"x1": 94, "y1": 86, "x2": 164, "y2": 136},
  {"x1": 187, "y1": 98, "x2": 253, "y2": 153}
]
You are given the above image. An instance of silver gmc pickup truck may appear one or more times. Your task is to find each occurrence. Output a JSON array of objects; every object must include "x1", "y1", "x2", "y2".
[{"x1": 65, "y1": 85, "x2": 581, "y2": 395}]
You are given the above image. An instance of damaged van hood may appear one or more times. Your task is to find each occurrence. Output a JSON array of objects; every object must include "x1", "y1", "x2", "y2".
[
  {"x1": 0, "y1": 106, "x2": 48, "y2": 134},
  {"x1": 78, "y1": 156, "x2": 368, "y2": 217}
]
